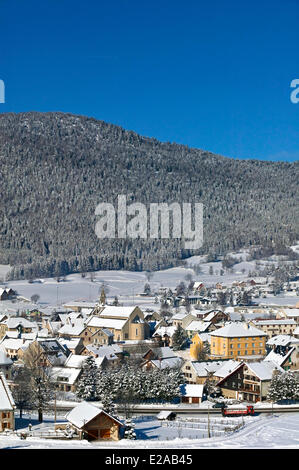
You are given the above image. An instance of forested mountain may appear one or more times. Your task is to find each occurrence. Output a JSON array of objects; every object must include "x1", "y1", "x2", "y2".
[{"x1": 0, "y1": 112, "x2": 298, "y2": 280}]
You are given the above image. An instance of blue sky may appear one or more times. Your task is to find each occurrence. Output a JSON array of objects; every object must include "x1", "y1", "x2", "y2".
[{"x1": 0, "y1": 0, "x2": 298, "y2": 161}]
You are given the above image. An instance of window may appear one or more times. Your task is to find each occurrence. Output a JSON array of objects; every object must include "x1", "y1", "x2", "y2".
[
  {"x1": 252, "y1": 350, "x2": 255, "y2": 355},
  {"x1": 252, "y1": 343, "x2": 255, "y2": 348},
  {"x1": 245, "y1": 343, "x2": 248, "y2": 348},
  {"x1": 238, "y1": 344, "x2": 241, "y2": 348},
  {"x1": 245, "y1": 350, "x2": 248, "y2": 355},
  {"x1": 237, "y1": 351, "x2": 240, "y2": 355}
]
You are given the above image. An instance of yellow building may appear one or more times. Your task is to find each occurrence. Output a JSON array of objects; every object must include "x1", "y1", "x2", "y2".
[
  {"x1": 210, "y1": 322, "x2": 267, "y2": 359},
  {"x1": 190, "y1": 333, "x2": 210, "y2": 361}
]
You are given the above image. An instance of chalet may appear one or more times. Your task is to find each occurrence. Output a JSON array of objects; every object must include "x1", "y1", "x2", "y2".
[
  {"x1": 0, "y1": 372, "x2": 15, "y2": 431},
  {"x1": 180, "y1": 384, "x2": 204, "y2": 404},
  {"x1": 182, "y1": 360, "x2": 230, "y2": 385},
  {"x1": 217, "y1": 361, "x2": 284, "y2": 402},
  {"x1": 65, "y1": 402, "x2": 123, "y2": 441}
]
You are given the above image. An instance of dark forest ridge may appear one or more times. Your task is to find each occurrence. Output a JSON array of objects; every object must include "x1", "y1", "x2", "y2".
[{"x1": 0, "y1": 111, "x2": 298, "y2": 280}]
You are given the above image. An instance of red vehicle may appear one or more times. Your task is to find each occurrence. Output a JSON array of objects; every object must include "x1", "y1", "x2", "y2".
[{"x1": 221, "y1": 405, "x2": 255, "y2": 417}]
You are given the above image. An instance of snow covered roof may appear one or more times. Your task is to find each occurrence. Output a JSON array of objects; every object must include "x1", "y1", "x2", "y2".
[
  {"x1": 99, "y1": 306, "x2": 137, "y2": 319},
  {"x1": 210, "y1": 322, "x2": 266, "y2": 338},
  {"x1": 254, "y1": 319, "x2": 296, "y2": 325},
  {"x1": 85, "y1": 316, "x2": 127, "y2": 330},
  {"x1": 65, "y1": 402, "x2": 123, "y2": 429},
  {"x1": 63, "y1": 302, "x2": 96, "y2": 309},
  {"x1": 191, "y1": 361, "x2": 228, "y2": 377},
  {"x1": 157, "y1": 410, "x2": 176, "y2": 419},
  {"x1": 50, "y1": 367, "x2": 82, "y2": 385},
  {"x1": 172, "y1": 312, "x2": 190, "y2": 320},
  {"x1": 6, "y1": 317, "x2": 37, "y2": 329},
  {"x1": 0, "y1": 372, "x2": 15, "y2": 411},
  {"x1": 245, "y1": 361, "x2": 284, "y2": 381},
  {"x1": 154, "y1": 325, "x2": 177, "y2": 337},
  {"x1": 281, "y1": 308, "x2": 299, "y2": 317},
  {"x1": 151, "y1": 357, "x2": 183, "y2": 369},
  {"x1": 266, "y1": 335, "x2": 298, "y2": 347},
  {"x1": 0, "y1": 338, "x2": 31, "y2": 351},
  {"x1": 213, "y1": 360, "x2": 242, "y2": 378},
  {"x1": 186, "y1": 320, "x2": 210, "y2": 332},
  {"x1": 58, "y1": 320, "x2": 86, "y2": 336},
  {"x1": 145, "y1": 347, "x2": 175, "y2": 359},
  {"x1": 64, "y1": 354, "x2": 87, "y2": 368},
  {"x1": 180, "y1": 384, "x2": 204, "y2": 398},
  {"x1": 263, "y1": 349, "x2": 293, "y2": 367},
  {"x1": 0, "y1": 350, "x2": 13, "y2": 366}
]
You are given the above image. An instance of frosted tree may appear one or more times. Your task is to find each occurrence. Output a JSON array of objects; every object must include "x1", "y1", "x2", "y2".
[
  {"x1": 76, "y1": 356, "x2": 100, "y2": 401},
  {"x1": 172, "y1": 324, "x2": 188, "y2": 350}
]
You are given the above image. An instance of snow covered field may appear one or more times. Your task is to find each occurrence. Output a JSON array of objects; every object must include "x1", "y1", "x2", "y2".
[
  {"x1": 0, "y1": 412, "x2": 299, "y2": 449},
  {"x1": 0, "y1": 248, "x2": 297, "y2": 309}
]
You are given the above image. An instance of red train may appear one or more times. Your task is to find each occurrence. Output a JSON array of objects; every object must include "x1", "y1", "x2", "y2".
[{"x1": 221, "y1": 405, "x2": 255, "y2": 417}]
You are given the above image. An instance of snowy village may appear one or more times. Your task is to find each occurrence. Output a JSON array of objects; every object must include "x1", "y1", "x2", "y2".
[{"x1": 0, "y1": 247, "x2": 299, "y2": 450}]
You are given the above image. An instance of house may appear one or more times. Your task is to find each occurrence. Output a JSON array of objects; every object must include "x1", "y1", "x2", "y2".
[
  {"x1": 277, "y1": 308, "x2": 299, "y2": 324},
  {"x1": 0, "y1": 350, "x2": 13, "y2": 380},
  {"x1": 171, "y1": 312, "x2": 197, "y2": 330},
  {"x1": 0, "y1": 288, "x2": 16, "y2": 301},
  {"x1": 0, "y1": 317, "x2": 38, "y2": 340},
  {"x1": 142, "y1": 346, "x2": 175, "y2": 362},
  {"x1": 81, "y1": 344, "x2": 123, "y2": 367},
  {"x1": 202, "y1": 310, "x2": 230, "y2": 325},
  {"x1": 58, "y1": 337, "x2": 85, "y2": 355},
  {"x1": 62, "y1": 302, "x2": 96, "y2": 313},
  {"x1": 185, "y1": 320, "x2": 212, "y2": 339},
  {"x1": 209, "y1": 322, "x2": 267, "y2": 359},
  {"x1": 50, "y1": 367, "x2": 82, "y2": 393},
  {"x1": 251, "y1": 319, "x2": 297, "y2": 338},
  {"x1": 65, "y1": 401, "x2": 123, "y2": 441},
  {"x1": 152, "y1": 325, "x2": 177, "y2": 347},
  {"x1": 180, "y1": 384, "x2": 204, "y2": 404},
  {"x1": 181, "y1": 360, "x2": 230, "y2": 385},
  {"x1": 142, "y1": 353, "x2": 183, "y2": 371},
  {"x1": 23, "y1": 338, "x2": 69, "y2": 368},
  {"x1": 58, "y1": 320, "x2": 93, "y2": 346},
  {"x1": 264, "y1": 335, "x2": 299, "y2": 371},
  {"x1": 85, "y1": 306, "x2": 150, "y2": 341},
  {"x1": 0, "y1": 372, "x2": 15, "y2": 431},
  {"x1": 216, "y1": 361, "x2": 284, "y2": 402},
  {"x1": 0, "y1": 338, "x2": 32, "y2": 360},
  {"x1": 189, "y1": 332, "x2": 210, "y2": 361}
]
